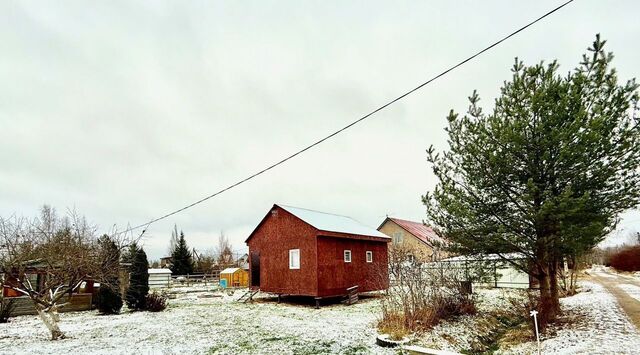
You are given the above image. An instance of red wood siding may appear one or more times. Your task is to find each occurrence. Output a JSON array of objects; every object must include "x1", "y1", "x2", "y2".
[
  {"x1": 316, "y1": 236, "x2": 388, "y2": 297},
  {"x1": 247, "y1": 206, "x2": 319, "y2": 296},
  {"x1": 247, "y1": 204, "x2": 390, "y2": 298}
]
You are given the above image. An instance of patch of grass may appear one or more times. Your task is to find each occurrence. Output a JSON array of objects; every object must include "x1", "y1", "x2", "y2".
[
  {"x1": 340, "y1": 344, "x2": 370, "y2": 355},
  {"x1": 208, "y1": 338, "x2": 257, "y2": 354},
  {"x1": 462, "y1": 301, "x2": 535, "y2": 354},
  {"x1": 259, "y1": 332, "x2": 300, "y2": 343},
  {"x1": 377, "y1": 311, "x2": 410, "y2": 340},
  {"x1": 237, "y1": 339, "x2": 256, "y2": 351},
  {"x1": 499, "y1": 323, "x2": 534, "y2": 348},
  {"x1": 441, "y1": 333, "x2": 458, "y2": 345},
  {"x1": 291, "y1": 339, "x2": 335, "y2": 354}
]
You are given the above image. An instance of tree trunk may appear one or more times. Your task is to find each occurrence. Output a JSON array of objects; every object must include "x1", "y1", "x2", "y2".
[
  {"x1": 549, "y1": 261, "x2": 561, "y2": 315},
  {"x1": 569, "y1": 267, "x2": 578, "y2": 295},
  {"x1": 568, "y1": 256, "x2": 578, "y2": 295},
  {"x1": 537, "y1": 265, "x2": 562, "y2": 329},
  {"x1": 36, "y1": 306, "x2": 65, "y2": 340}
]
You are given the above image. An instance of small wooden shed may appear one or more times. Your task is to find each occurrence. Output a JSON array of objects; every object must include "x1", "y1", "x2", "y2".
[
  {"x1": 246, "y1": 204, "x2": 390, "y2": 301},
  {"x1": 220, "y1": 267, "x2": 249, "y2": 288},
  {"x1": 2, "y1": 260, "x2": 95, "y2": 316},
  {"x1": 148, "y1": 268, "x2": 172, "y2": 289}
]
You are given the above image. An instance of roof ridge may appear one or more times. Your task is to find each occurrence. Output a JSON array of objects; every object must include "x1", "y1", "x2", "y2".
[
  {"x1": 275, "y1": 204, "x2": 390, "y2": 239},
  {"x1": 277, "y1": 204, "x2": 356, "y2": 220},
  {"x1": 390, "y1": 217, "x2": 427, "y2": 225}
]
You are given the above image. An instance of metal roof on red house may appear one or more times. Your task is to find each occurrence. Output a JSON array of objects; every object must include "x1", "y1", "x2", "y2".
[
  {"x1": 245, "y1": 204, "x2": 391, "y2": 242},
  {"x1": 379, "y1": 217, "x2": 446, "y2": 246},
  {"x1": 278, "y1": 204, "x2": 390, "y2": 239}
]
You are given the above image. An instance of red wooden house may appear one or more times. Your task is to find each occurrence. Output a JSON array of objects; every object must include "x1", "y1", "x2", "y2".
[{"x1": 245, "y1": 204, "x2": 390, "y2": 304}]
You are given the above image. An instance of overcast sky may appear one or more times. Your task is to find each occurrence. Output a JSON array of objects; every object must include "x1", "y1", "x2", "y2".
[{"x1": 1, "y1": 1, "x2": 639, "y2": 260}]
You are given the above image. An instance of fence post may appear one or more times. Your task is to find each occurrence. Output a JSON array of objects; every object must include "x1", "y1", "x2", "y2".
[{"x1": 530, "y1": 310, "x2": 541, "y2": 355}]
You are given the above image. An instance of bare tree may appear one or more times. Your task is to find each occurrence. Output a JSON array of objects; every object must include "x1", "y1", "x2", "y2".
[
  {"x1": 0, "y1": 206, "x2": 110, "y2": 340},
  {"x1": 193, "y1": 248, "x2": 216, "y2": 273},
  {"x1": 167, "y1": 224, "x2": 179, "y2": 256},
  {"x1": 215, "y1": 232, "x2": 233, "y2": 268}
]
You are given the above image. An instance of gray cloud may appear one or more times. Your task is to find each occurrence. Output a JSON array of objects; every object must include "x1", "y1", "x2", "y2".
[{"x1": 2, "y1": 1, "x2": 639, "y2": 259}]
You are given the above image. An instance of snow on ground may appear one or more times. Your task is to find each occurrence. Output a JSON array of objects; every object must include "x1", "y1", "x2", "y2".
[
  {"x1": 504, "y1": 281, "x2": 640, "y2": 355},
  {"x1": 3, "y1": 280, "x2": 638, "y2": 354},
  {"x1": 591, "y1": 271, "x2": 617, "y2": 278},
  {"x1": 0, "y1": 290, "x2": 394, "y2": 355},
  {"x1": 587, "y1": 266, "x2": 617, "y2": 278},
  {"x1": 618, "y1": 283, "x2": 640, "y2": 302}
]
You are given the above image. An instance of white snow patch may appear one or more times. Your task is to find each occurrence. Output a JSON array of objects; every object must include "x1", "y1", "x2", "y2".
[
  {"x1": 0, "y1": 290, "x2": 394, "y2": 354},
  {"x1": 502, "y1": 281, "x2": 640, "y2": 354},
  {"x1": 618, "y1": 283, "x2": 640, "y2": 302},
  {"x1": 592, "y1": 271, "x2": 617, "y2": 279}
]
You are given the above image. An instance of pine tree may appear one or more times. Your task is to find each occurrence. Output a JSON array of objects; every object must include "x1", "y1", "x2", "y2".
[
  {"x1": 170, "y1": 231, "x2": 194, "y2": 275},
  {"x1": 96, "y1": 235, "x2": 123, "y2": 314},
  {"x1": 125, "y1": 243, "x2": 149, "y2": 311},
  {"x1": 423, "y1": 35, "x2": 640, "y2": 327}
]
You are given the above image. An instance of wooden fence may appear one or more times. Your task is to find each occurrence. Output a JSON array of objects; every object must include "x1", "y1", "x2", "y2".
[{"x1": 2, "y1": 293, "x2": 93, "y2": 316}]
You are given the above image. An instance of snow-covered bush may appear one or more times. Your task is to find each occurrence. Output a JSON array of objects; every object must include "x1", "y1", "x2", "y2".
[{"x1": 144, "y1": 292, "x2": 167, "y2": 312}]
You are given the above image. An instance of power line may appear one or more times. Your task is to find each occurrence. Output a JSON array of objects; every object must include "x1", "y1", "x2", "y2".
[{"x1": 121, "y1": 0, "x2": 575, "y2": 235}]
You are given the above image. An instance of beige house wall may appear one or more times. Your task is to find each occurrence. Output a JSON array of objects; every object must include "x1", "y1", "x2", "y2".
[{"x1": 378, "y1": 220, "x2": 441, "y2": 262}]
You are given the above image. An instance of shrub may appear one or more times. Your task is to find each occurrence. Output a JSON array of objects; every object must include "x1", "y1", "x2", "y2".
[
  {"x1": 144, "y1": 292, "x2": 167, "y2": 312},
  {"x1": 504, "y1": 290, "x2": 541, "y2": 336},
  {"x1": 378, "y1": 248, "x2": 477, "y2": 337},
  {"x1": 379, "y1": 284, "x2": 477, "y2": 337},
  {"x1": 97, "y1": 285, "x2": 123, "y2": 314},
  {"x1": 97, "y1": 235, "x2": 123, "y2": 314},
  {"x1": 0, "y1": 298, "x2": 16, "y2": 323},
  {"x1": 609, "y1": 245, "x2": 640, "y2": 271},
  {"x1": 125, "y1": 244, "x2": 149, "y2": 311},
  {"x1": 377, "y1": 311, "x2": 410, "y2": 340}
]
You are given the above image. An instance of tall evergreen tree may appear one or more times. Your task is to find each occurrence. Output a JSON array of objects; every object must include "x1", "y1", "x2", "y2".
[
  {"x1": 125, "y1": 243, "x2": 149, "y2": 311},
  {"x1": 170, "y1": 231, "x2": 194, "y2": 275},
  {"x1": 96, "y1": 235, "x2": 123, "y2": 314},
  {"x1": 423, "y1": 35, "x2": 640, "y2": 326}
]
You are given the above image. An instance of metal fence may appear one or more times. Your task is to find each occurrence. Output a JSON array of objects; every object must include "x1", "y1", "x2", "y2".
[
  {"x1": 389, "y1": 259, "x2": 532, "y2": 289},
  {"x1": 169, "y1": 272, "x2": 220, "y2": 287}
]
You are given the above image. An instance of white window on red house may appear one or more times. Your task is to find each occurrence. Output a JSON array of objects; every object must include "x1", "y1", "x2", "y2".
[
  {"x1": 366, "y1": 251, "x2": 373, "y2": 263},
  {"x1": 344, "y1": 250, "x2": 352, "y2": 263},
  {"x1": 289, "y1": 249, "x2": 300, "y2": 269}
]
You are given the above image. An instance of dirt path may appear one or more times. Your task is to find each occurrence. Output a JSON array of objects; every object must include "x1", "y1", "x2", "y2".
[{"x1": 589, "y1": 269, "x2": 640, "y2": 330}]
